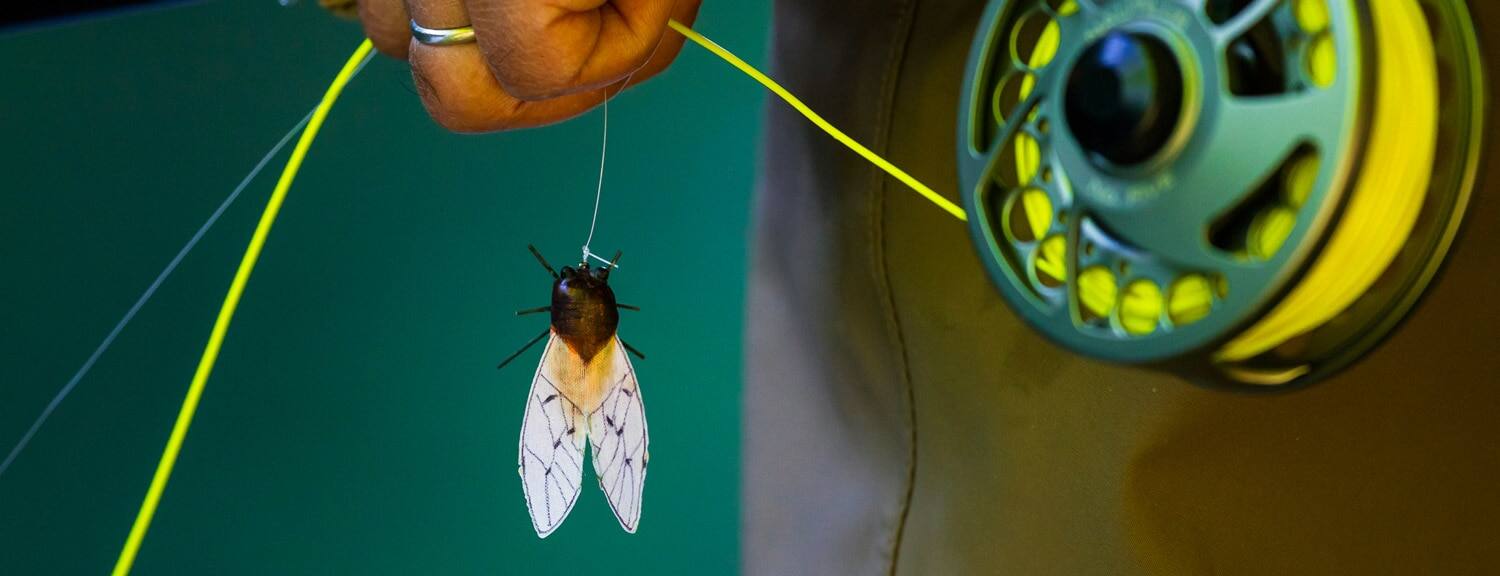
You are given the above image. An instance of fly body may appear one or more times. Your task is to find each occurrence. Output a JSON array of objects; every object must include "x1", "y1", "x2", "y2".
[
  {"x1": 550, "y1": 263, "x2": 619, "y2": 363},
  {"x1": 499, "y1": 245, "x2": 649, "y2": 538}
]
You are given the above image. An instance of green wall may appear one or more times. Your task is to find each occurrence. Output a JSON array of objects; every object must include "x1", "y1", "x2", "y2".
[{"x1": 0, "y1": 0, "x2": 767, "y2": 572}]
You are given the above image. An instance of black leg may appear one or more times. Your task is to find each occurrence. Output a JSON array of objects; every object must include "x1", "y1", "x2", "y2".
[
  {"x1": 515, "y1": 306, "x2": 551, "y2": 316},
  {"x1": 608, "y1": 250, "x2": 623, "y2": 268},
  {"x1": 498, "y1": 329, "x2": 550, "y2": 370},
  {"x1": 616, "y1": 304, "x2": 640, "y2": 312},
  {"x1": 619, "y1": 338, "x2": 646, "y2": 360},
  {"x1": 528, "y1": 244, "x2": 558, "y2": 279}
]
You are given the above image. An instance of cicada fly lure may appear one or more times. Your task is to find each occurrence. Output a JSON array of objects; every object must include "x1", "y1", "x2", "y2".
[{"x1": 499, "y1": 245, "x2": 648, "y2": 538}]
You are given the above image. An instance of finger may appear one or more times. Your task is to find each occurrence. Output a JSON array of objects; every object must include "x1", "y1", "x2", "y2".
[
  {"x1": 467, "y1": 0, "x2": 681, "y2": 100},
  {"x1": 359, "y1": 0, "x2": 412, "y2": 59},
  {"x1": 406, "y1": 0, "x2": 500, "y2": 130},
  {"x1": 632, "y1": 0, "x2": 701, "y2": 82}
]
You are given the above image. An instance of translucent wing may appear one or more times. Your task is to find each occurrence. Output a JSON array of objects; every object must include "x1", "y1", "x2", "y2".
[
  {"x1": 518, "y1": 334, "x2": 587, "y2": 538},
  {"x1": 588, "y1": 337, "x2": 650, "y2": 533}
]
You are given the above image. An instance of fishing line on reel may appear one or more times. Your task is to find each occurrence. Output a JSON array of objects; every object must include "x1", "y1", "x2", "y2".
[{"x1": 958, "y1": 0, "x2": 1485, "y2": 387}]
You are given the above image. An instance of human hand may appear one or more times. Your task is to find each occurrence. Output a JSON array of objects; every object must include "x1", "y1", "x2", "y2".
[{"x1": 355, "y1": 0, "x2": 701, "y2": 132}]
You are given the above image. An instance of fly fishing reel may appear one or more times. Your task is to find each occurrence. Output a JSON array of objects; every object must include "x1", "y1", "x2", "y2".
[{"x1": 957, "y1": 0, "x2": 1486, "y2": 386}]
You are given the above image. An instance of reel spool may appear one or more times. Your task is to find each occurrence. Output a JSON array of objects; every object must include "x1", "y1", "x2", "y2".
[{"x1": 957, "y1": 0, "x2": 1486, "y2": 387}]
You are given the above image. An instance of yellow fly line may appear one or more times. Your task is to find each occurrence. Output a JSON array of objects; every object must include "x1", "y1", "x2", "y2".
[
  {"x1": 1216, "y1": 0, "x2": 1437, "y2": 362},
  {"x1": 667, "y1": 19, "x2": 969, "y2": 221},
  {"x1": 112, "y1": 38, "x2": 374, "y2": 576}
]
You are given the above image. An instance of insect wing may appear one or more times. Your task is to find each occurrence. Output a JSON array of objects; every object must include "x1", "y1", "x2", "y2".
[
  {"x1": 518, "y1": 334, "x2": 588, "y2": 538},
  {"x1": 588, "y1": 338, "x2": 649, "y2": 533}
]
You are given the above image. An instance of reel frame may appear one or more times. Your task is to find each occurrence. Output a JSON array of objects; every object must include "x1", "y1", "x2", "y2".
[{"x1": 956, "y1": 0, "x2": 1487, "y2": 387}]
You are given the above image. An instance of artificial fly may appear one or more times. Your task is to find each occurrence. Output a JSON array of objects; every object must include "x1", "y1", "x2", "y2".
[
  {"x1": 493, "y1": 95, "x2": 650, "y2": 537},
  {"x1": 498, "y1": 246, "x2": 648, "y2": 537}
]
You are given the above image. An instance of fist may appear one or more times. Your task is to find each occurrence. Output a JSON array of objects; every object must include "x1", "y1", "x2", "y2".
[{"x1": 356, "y1": 0, "x2": 702, "y2": 132}]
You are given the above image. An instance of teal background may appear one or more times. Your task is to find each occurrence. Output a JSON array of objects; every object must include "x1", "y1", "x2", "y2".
[{"x1": 0, "y1": 0, "x2": 767, "y2": 573}]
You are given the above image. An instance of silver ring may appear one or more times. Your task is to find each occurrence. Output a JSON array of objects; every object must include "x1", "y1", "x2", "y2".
[{"x1": 410, "y1": 21, "x2": 477, "y2": 46}]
